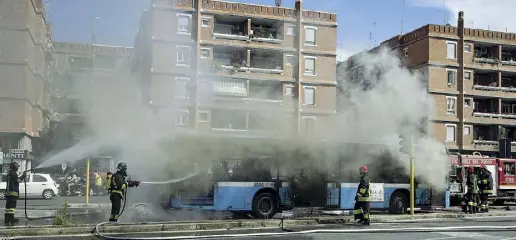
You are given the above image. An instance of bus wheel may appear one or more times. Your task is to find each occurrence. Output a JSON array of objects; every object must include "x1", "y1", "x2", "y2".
[
  {"x1": 252, "y1": 193, "x2": 277, "y2": 219},
  {"x1": 389, "y1": 191, "x2": 408, "y2": 214}
]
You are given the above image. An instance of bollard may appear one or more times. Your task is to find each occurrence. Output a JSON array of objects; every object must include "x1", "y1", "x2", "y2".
[{"x1": 86, "y1": 158, "x2": 90, "y2": 206}]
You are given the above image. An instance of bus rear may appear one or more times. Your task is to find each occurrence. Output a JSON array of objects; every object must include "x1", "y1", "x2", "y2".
[{"x1": 170, "y1": 157, "x2": 293, "y2": 219}]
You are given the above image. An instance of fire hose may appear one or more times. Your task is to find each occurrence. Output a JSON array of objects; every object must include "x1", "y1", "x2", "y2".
[
  {"x1": 113, "y1": 172, "x2": 200, "y2": 222},
  {"x1": 22, "y1": 169, "x2": 55, "y2": 221}
]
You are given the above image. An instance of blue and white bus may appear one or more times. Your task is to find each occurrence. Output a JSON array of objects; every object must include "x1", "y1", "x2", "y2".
[
  {"x1": 170, "y1": 156, "x2": 294, "y2": 219},
  {"x1": 323, "y1": 142, "x2": 433, "y2": 214},
  {"x1": 326, "y1": 182, "x2": 431, "y2": 214}
]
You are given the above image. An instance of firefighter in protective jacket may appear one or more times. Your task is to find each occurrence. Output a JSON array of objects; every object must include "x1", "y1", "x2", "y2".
[
  {"x1": 465, "y1": 166, "x2": 479, "y2": 214},
  {"x1": 4, "y1": 162, "x2": 26, "y2": 226},
  {"x1": 478, "y1": 164, "x2": 493, "y2": 213},
  {"x1": 354, "y1": 165, "x2": 370, "y2": 225},
  {"x1": 106, "y1": 162, "x2": 140, "y2": 222}
]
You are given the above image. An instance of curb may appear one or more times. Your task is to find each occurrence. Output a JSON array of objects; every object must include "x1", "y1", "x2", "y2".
[{"x1": 0, "y1": 211, "x2": 510, "y2": 237}]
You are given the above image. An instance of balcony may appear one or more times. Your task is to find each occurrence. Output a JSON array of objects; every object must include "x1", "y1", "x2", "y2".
[
  {"x1": 249, "y1": 50, "x2": 283, "y2": 74},
  {"x1": 248, "y1": 82, "x2": 282, "y2": 102},
  {"x1": 210, "y1": 109, "x2": 280, "y2": 136},
  {"x1": 474, "y1": 44, "x2": 499, "y2": 64},
  {"x1": 501, "y1": 46, "x2": 516, "y2": 66},
  {"x1": 212, "y1": 48, "x2": 248, "y2": 73},
  {"x1": 501, "y1": 75, "x2": 516, "y2": 92},
  {"x1": 212, "y1": 16, "x2": 283, "y2": 45},
  {"x1": 211, "y1": 109, "x2": 248, "y2": 132},
  {"x1": 501, "y1": 101, "x2": 516, "y2": 119},
  {"x1": 249, "y1": 20, "x2": 283, "y2": 44},
  {"x1": 473, "y1": 125, "x2": 499, "y2": 146},
  {"x1": 473, "y1": 72, "x2": 499, "y2": 91},
  {"x1": 213, "y1": 22, "x2": 248, "y2": 41},
  {"x1": 472, "y1": 98, "x2": 499, "y2": 118}
]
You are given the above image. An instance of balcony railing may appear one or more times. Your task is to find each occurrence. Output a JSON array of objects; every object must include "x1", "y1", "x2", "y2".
[
  {"x1": 249, "y1": 57, "x2": 283, "y2": 74},
  {"x1": 473, "y1": 84, "x2": 516, "y2": 92},
  {"x1": 250, "y1": 26, "x2": 283, "y2": 44},
  {"x1": 473, "y1": 111, "x2": 499, "y2": 117},
  {"x1": 213, "y1": 23, "x2": 247, "y2": 41},
  {"x1": 473, "y1": 57, "x2": 499, "y2": 64}
]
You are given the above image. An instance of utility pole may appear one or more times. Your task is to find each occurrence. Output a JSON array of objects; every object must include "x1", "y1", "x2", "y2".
[
  {"x1": 86, "y1": 6, "x2": 99, "y2": 206},
  {"x1": 410, "y1": 134, "x2": 415, "y2": 215}
]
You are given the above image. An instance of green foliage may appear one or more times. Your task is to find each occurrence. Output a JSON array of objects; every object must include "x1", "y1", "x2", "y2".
[{"x1": 52, "y1": 201, "x2": 71, "y2": 226}]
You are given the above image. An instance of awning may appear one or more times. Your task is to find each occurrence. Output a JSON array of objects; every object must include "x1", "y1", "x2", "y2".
[{"x1": 212, "y1": 79, "x2": 248, "y2": 97}]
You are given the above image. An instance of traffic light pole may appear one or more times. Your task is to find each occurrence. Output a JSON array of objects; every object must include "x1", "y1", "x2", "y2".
[{"x1": 410, "y1": 134, "x2": 415, "y2": 215}]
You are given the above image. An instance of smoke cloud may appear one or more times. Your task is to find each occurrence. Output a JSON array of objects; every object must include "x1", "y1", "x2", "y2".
[
  {"x1": 37, "y1": 14, "x2": 448, "y2": 219},
  {"x1": 332, "y1": 47, "x2": 448, "y2": 190}
]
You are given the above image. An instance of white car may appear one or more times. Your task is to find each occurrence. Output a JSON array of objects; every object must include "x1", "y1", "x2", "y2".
[{"x1": 0, "y1": 173, "x2": 59, "y2": 200}]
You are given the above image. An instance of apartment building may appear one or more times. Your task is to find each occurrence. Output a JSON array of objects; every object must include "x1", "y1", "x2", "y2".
[
  {"x1": 52, "y1": 42, "x2": 132, "y2": 140},
  {"x1": 132, "y1": 0, "x2": 338, "y2": 139},
  {"x1": 0, "y1": 0, "x2": 54, "y2": 171},
  {"x1": 341, "y1": 11, "x2": 516, "y2": 156}
]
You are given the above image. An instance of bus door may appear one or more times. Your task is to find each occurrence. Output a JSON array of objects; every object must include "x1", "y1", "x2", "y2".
[{"x1": 325, "y1": 155, "x2": 342, "y2": 209}]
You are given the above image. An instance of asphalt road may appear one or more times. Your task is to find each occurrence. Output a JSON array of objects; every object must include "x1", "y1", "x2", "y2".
[
  {"x1": 0, "y1": 196, "x2": 110, "y2": 208},
  {"x1": 6, "y1": 215, "x2": 516, "y2": 240}
]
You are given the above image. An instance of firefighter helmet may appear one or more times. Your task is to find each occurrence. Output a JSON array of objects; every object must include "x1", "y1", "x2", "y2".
[
  {"x1": 359, "y1": 165, "x2": 368, "y2": 173},
  {"x1": 467, "y1": 166, "x2": 474, "y2": 173},
  {"x1": 117, "y1": 162, "x2": 127, "y2": 171}
]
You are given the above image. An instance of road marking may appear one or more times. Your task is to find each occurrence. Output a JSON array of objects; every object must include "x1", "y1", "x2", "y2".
[
  {"x1": 423, "y1": 237, "x2": 458, "y2": 240},
  {"x1": 439, "y1": 232, "x2": 501, "y2": 239}
]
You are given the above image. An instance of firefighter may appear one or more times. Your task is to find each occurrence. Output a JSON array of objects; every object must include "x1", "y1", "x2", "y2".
[
  {"x1": 4, "y1": 162, "x2": 27, "y2": 226},
  {"x1": 465, "y1": 166, "x2": 479, "y2": 214},
  {"x1": 354, "y1": 165, "x2": 370, "y2": 225},
  {"x1": 478, "y1": 164, "x2": 493, "y2": 213},
  {"x1": 106, "y1": 162, "x2": 139, "y2": 222}
]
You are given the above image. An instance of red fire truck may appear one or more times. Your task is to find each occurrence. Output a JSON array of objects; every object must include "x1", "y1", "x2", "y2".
[{"x1": 448, "y1": 152, "x2": 516, "y2": 205}]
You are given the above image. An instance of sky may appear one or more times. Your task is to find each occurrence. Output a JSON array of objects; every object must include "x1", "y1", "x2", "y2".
[{"x1": 45, "y1": 0, "x2": 516, "y2": 61}]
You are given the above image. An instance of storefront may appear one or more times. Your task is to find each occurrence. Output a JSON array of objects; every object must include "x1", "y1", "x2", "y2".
[{"x1": 1, "y1": 149, "x2": 33, "y2": 174}]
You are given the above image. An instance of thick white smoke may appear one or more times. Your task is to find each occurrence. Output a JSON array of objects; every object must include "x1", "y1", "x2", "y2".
[{"x1": 333, "y1": 47, "x2": 449, "y2": 190}]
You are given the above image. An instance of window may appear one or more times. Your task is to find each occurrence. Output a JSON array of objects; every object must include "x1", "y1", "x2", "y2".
[
  {"x1": 176, "y1": 111, "x2": 189, "y2": 126},
  {"x1": 465, "y1": 71, "x2": 472, "y2": 80},
  {"x1": 286, "y1": 25, "x2": 294, "y2": 36},
  {"x1": 503, "y1": 162, "x2": 515, "y2": 176},
  {"x1": 303, "y1": 87, "x2": 315, "y2": 105},
  {"x1": 303, "y1": 116, "x2": 315, "y2": 132},
  {"x1": 446, "y1": 96, "x2": 457, "y2": 114},
  {"x1": 464, "y1": 125, "x2": 471, "y2": 135},
  {"x1": 201, "y1": 17, "x2": 210, "y2": 27},
  {"x1": 446, "y1": 124, "x2": 456, "y2": 142},
  {"x1": 176, "y1": 46, "x2": 190, "y2": 66},
  {"x1": 304, "y1": 57, "x2": 315, "y2": 75},
  {"x1": 304, "y1": 27, "x2": 316, "y2": 45},
  {"x1": 464, "y1": 44, "x2": 472, "y2": 53},
  {"x1": 464, "y1": 98, "x2": 472, "y2": 107},
  {"x1": 177, "y1": 14, "x2": 190, "y2": 34},
  {"x1": 286, "y1": 55, "x2": 294, "y2": 65},
  {"x1": 446, "y1": 41, "x2": 457, "y2": 59},
  {"x1": 174, "y1": 78, "x2": 188, "y2": 98},
  {"x1": 285, "y1": 86, "x2": 294, "y2": 96},
  {"x1": 200, "y1": 48, "x2": 210, "y2": 59},
  {"x1": 198, "y1": 111, "x2": 209, "y2": 122},
  {"x1": 32, "y1": 175, "x2": 47, "y2": 183},
  {"x1": 447, "y1": 69, "x2": 457, "y2": 85},
  {"x1": 404, "y1": 48, "x2": 408, "y2": 58}
]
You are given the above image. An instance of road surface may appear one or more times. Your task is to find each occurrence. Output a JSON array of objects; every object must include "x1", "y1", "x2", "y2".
[
  {"x1": 0, "y1": 196, "x2": 109, "y2": 209},
  {"x1": 6, "y1": 215, "x2": 516, "y2": 240}
]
